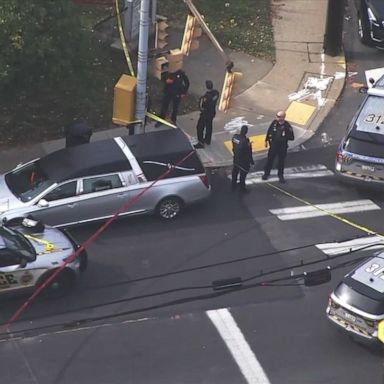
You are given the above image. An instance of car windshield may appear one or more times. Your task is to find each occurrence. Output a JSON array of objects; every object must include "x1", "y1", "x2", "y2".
[
  {"x1": 5, "y1": 162, "x2": 53, "y2": 202},
  {"x1": 344, "y1": 136, "x2": 384, "y2": 158},
  {"x1": 0, "y1": 226, "x2": 36, "y2": 260}
]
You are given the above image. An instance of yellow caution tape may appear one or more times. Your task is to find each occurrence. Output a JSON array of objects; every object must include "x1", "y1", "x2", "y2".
[
  {"x1": 145, "y1": 111, "x2": 177, "y2": 128},
  {"x1": 378, "y1": 320, "x2": 384, "y2": 343},
  {"x1": 24, "y1": 234, "x2": 55, "y2": 252},
  {"x1": 266, "y1": 182, "x2": 384, "y2": 240},
  {"x1": 115, "y1": 0, "x2": 135, "y2": 77}
]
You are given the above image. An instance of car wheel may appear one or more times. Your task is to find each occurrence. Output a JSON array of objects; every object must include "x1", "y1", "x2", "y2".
[
  {"x1": 358, "y1": 13, "x2": 373, "y2": 45},
  {"x1": 157, "y1": 196, "x2": 183, "y2": 219},
  {"x1": 40, "y1": 269, "x2": 76, "y2": 298}
]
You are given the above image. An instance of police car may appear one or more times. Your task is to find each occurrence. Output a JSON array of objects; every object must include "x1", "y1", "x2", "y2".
[
  {"x1": 326, "y1": 253, "x2": 384, "y2": 345},
  {"x1": 0, "y1": 218, "x2": 87, "y2": 297},
  {"x1": 335, "y1": 74, "x2": 384, "y2": 186}
]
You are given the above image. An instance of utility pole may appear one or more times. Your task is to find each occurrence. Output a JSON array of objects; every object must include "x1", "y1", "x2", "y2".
[
  {"x1": 323, "y1": 0, "x2": 344, "y2": 56},
  {"x1": 135, "y1": 0, "x2": 150, "y2": 134}
]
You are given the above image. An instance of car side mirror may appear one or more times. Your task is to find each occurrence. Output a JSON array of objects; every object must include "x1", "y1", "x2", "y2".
[
  {"x1": 19, "y1": 258, "x2": 28, "y2": 268},
  {"x1": 37, "y1": 199, "x2": 49, "y2": 208},
  {"x1": 359, "y1": 86, "x2": 368, "y2": 94}
]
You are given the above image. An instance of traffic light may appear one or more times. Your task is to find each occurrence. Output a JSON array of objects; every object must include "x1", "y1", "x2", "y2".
[
  {"x1": 155, "y1": 17, "x2": 168, "y2": 50},
  {"x1": 218, "y1": 70, "x2": 242, "y2": 112},
  {"x1": 152, "y1": 56, "x2": 169, "y2": 80},
  {"x1": 112, "y1": 74, "x2": 137, "y2": 125},
  {"x1": 166, "y1": 48, "x2": 183, "y2": 73},
  {"x1": 181, "y1": 14, "x2": 202, "y2": 56}
]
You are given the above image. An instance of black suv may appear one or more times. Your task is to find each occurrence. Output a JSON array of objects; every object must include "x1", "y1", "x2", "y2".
[{"x1": 354, "y1": 0, "x2": 384, "y2": 47}]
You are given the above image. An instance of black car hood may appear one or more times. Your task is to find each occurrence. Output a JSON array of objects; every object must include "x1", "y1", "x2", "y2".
[{"x1": 367, "y1": 0, "x2": 384, "y2": 20}]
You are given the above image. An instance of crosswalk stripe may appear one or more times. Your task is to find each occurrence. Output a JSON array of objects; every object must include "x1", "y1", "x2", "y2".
[
  {"x1": 270, "y1": 199, "x2": 381, "y2": 220},
  {"x1": 207, "y1": 308, "x2": 271, "y2": 384},
  {"x1": 316, "y1": 235, "x2": 384, "y2": 256},
  {"x1": 228, "y1": 164, "x2": 334, "y2": 184}
]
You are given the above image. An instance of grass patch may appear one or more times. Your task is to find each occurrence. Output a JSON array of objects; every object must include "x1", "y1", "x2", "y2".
[
  {"x1": 158, "y1": 0, "x2": 275, "y2": 61},
  {"x1": 0, "y1": 1, "x2": 274, "y2": 148}
]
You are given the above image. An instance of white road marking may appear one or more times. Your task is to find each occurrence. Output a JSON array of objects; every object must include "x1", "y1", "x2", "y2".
[
  {"x1": 287, "y1": 75, "x2": 332, "y2": 107},
  {"x1": 207, "y1": 308, "x2": 271, "y2": 384},
  {"x1": 316, "y1": 235, "x2": 384, "y2": 256},
  {"x1": 224, "y1": 117, "x2": 254, "y2": 134},
  {"x1": 270, "y1": 199, "x2": 380, "y2": 221},
  {"x1": 232, "y1": 164, "x2": 334, "y2": 184}
]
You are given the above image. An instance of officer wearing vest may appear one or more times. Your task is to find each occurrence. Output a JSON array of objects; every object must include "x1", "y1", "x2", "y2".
[
  {"x1": 194, "y1": 80, "x2": 219, "y2": 149},
  {"x1": 262, "y1": 111, "x2": 294, "y2": 183},
  {"x1": 231, "y1": 125, "x2": 254, "y2": 193},
  {"x1": 157, "y1": 69, "x2": 190, "y2": 126}
]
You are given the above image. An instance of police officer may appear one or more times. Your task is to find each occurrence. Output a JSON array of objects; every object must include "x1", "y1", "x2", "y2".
[
  {"x1": 194, "y1": 80, "x2": 219, "y2": 149},
  {"x1": 157, "y1": 69, "x2": 190, "y2": 125},
  {"x1": 262, "y1": 111, "x2": 294, "y2": 183},
  {"x1": 231, "y1": 125, "x2": 254, "y2": 193},
  {"x1": 65, "y1": 119, "x2": 92, "y2": 148}
]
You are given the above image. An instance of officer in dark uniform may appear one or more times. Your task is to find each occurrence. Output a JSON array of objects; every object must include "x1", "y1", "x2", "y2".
[
  {"x1": 194, "y1": 80, "x2": 219, "y2": 149},
  {"x1": 65, "y1": 119, "x2": 93, "y2": 148},
  {"x1": 231, "y1": 125, "x2": 254, "y2": 193},
  {"x1": 262, "y1": 111, "x2": 294, "y2": 183},
  {"x1": 157, "y1": 69, "x2": 190, "y2": 125}
]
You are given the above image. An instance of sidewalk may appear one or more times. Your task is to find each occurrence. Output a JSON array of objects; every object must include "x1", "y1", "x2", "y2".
[{"x1": 0, "y1": 0, "x2": 346, "y2": 173}]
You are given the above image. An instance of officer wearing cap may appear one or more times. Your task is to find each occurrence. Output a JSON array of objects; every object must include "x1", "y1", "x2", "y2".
[
  {"x1": 231, "y1": 125, "x2": 254, "y2": 193},
  {"x1": 194, "y1": 80, "x2": 219, "y2": 149},
  {"x1": 262, "y1": 111, "x2": 294, "y2": 183}
]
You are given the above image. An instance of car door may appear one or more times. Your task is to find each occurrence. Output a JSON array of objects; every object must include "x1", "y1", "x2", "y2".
[
  {"x1": 0, "y1": 249, "x2": 38, "y2": 293},
  {"x1": 30, "y1": 180, "x2": 81, "y2": 227},
  {"x1": 72, "y1": 173, "x2": 133, "y2": 223}
]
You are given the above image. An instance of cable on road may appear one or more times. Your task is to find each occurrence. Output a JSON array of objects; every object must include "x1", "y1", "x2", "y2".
[{"x1": 2, "y1": 239, "x2": 377, "y2": 340}]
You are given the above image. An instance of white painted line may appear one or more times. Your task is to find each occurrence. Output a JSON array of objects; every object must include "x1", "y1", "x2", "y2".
[
  {"x1": 270, "y1": 199, "x2": 380, "y2": 221},
  {"x1": 316, "y1": 235, "x2": 384, "y2": 255},
  {"x1": 246, "y1": 170, "x2": 333, "y2": 184},
  {"x1": 224, "y1": 117, "x2": 254, "y2": 134},
  {"x1": 228, "y1": 164, "x2": 334, "y2": 184},
  {"x1": 207, "y1": 308, "x2": 270, "y2": 384}
]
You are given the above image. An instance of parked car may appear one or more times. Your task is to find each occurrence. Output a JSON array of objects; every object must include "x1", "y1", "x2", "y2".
[
  {"x1": 0, "y1": 217, "x2": 87, "y2": 297},
  {"x1": 0, "y1": 129, "x2": 210, "y2": 227},
  {"x1": 335, "y1": 74, "x2": 384, "y2": 186},
  {"x1": 326, "y1": 252, "x2": 384, "y2": 346},
  {"x1": 354, "y1": 0, "x2": 384, "y2": 47}
]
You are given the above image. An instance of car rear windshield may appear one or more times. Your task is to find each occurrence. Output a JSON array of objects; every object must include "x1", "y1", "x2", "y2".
[
  {"x1": 336, "y1": 279, "x2": 384, "y2": 315},
  {"x1": 5, "y1": 162, "x2": 54, "y2": 202},
  {"x1": 344, "y1": 135, "x2": 384, "y2": 158}
]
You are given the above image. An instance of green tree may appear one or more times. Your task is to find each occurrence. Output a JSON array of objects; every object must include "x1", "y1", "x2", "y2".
[{"x1": 0, "y1": 0, "x2": 92, "y2": 96}]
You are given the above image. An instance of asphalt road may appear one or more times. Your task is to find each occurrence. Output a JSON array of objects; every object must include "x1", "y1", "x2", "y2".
[
  {"x1": 1, "y1": 1, "x2": 384, "y2": 383},
  {"x1": 1, "y1": 146, "x2": 383, "y2": 383}
]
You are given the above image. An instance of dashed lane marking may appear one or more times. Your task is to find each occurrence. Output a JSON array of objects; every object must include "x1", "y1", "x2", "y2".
[{"x1": 207, "y1": 308, "x2": 271, "y2": 384}]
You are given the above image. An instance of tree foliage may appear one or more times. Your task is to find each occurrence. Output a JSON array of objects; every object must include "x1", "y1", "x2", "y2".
[{"x1": 0, "y1": 0, "x2": 92, "y2": 96}]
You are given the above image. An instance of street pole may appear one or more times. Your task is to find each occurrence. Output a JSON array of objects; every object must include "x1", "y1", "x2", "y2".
[
  {"x1": 135, "y1": 0, "x2": 150, "y2": 134},
  {"x1": 323, "y1": 0, "x2": 344, "y2": 56}
]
